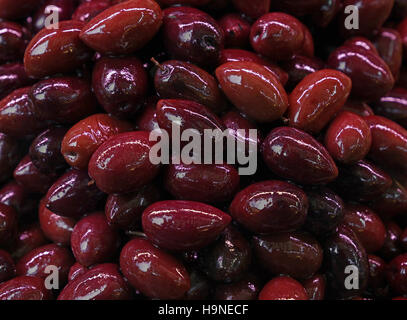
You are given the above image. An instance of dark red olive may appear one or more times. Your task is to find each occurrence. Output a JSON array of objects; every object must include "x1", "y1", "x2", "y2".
[
  {"x1": 216, "y1": 62, "x2": 289, "y2": 123},
  {"x1": 232, "y1": 0, "x2": 270, "y2": 19},
  {"x1": 58, "y1": 263, "x2": 132, "y2": 300},
  {"x1": 162, "y1": 6, "x2": 224, "y2": 67},
  {"x1": 253, "y1": 231, "x2": 323, "y2": 280},
  {"x1": 218, "y1": 13, "x2": 251, "y2": 48},
  {"x1": 0, "y1": 0, "x2": 38, "y2": 20},
  {"x1": 343, "y1": 100, "x2": 375, "y2": 117},
  {"x1": 343, "y1": 204, "x2": 386, "y2": 253},
  {"x1": 0, "y1": 181, "x2": 39, "y2": 219},
  {"x1": 197, "y1": 226, "x2": 251, "y2": 283},
  {"x1": 262, "y1": 127, "x2": 338, "y2": 185},
  {"x1": 0, "y1": 63, "x2": 34, "y2": 100},
  {"x1": 386, "y1": 253, "x2": 407, "y2": 295},
  {"x1": 24, "y1": 20, "x2": 93, "y2": 78},
  {"x1": 92, "y1": 57, "x2": 148, "y2": 117},
  {"x1": 38, "y1": 198, "x2": 76, "y2": 246},
  {"x1": 88, "y1": 131, "x2": 161, "y2": 194},
  {"x1": 333, "y1": 160, "x2": 393, "y2": 201},
  {"x1": 184, "y1": 269, "x2": 210, "y2": 300},
  {"x1": 0, "y1": 249, "x2": 15, "y2": 283},
  {"x1": 0, "y1": 87, "x2": 47, "y2": 138},
  {"x1": 213, "y1": 273, "x2": 262, "y2": 300},
  {"x1": 369, "y1": 180, "x2": 407, "y2": 220},
  {"x1": 120, "y1": 238, "x2": 190, "y2": 299},
  {"x1": 230, "y1": 180, "x2": 308, "y2": 234},
  {"x1": 250, "y1": 12, "x2": 305, "y2": 61},
  {"x1": 135, "y1": 97, "x2": 159, "y2": 132},
  {"x1": 0, "y1": 21, "x2": 30, "y2": 65},
  {"x1": 71, "y1": 213, "x2": 120, "y2": 267},
  {"x1": 154, "y1": 60, "x2": 227, "y2": 114},
  {"x1": 304, "y1": 188, "x2": 344, "y2": 238},
  {"x1": 72, "y1": 0, "x2": 111, "y2": 23},
  {"x1": 0, "y1": 203, "x2": 17, "y2": 248},
  {"x1": 142, "y1": 200, "x2": 231, "y2": 251},
  {"x1": 367, "y1": 254, "x2": 388, "y2": 297},
  {"x1": 365, "y1": 115, "x2": 407, "y2": 172},
  {"x1": 259, "y1": 276, "x2": 309, "y2": 300},
  {"x1": 31, "y1": 0, "x2": 76, "y2": 33},
  {"x1": 302, "y1": 274, "x2": 326, "y2": 300},
  {"x1": 311, "y1": 0, "x2": 341, "y2": 27},
  {"x1": 16, "y1": 244, "x2": 74, "y2": 286},
  {"x1": 324, "y1": 224, "x2": 369, "y2": 298},
  {"x1": 45, "y1": 169, "x2": 105, "y2": 218},
  {"x1": 105, "y1": 184, "x2": 161, "y2": 231},
  {"x1": 164, "y1": 163, "x2": 239, "y2": 204},
  {"x1": 344, "y1": 37, "x2": 379, "y2": 55},
  {"x1": 80, "y1": 0, "x2": 163, "y2": 55},
  {"x1": 11, "y1": 224, "x2": 48, "y2": 260},
  {"x1": 338, "y1": 0, "x2": 395, "y2": 38},
  {"x1": 328, "y1": 46, "x2": 395, "y2": 101},
  {"x1": 30, "y1": 77, "x2": 98, "y2": 124},
  {"x1": 288, "y1": 69, "x2": 352, "y2": 134},
  {"x1": 29, "y1": 127, "x2": 68, "y2": 174},
  {"x1": 67, "y1": 262, "x2": 88, "y2": 282},
  {"x1": 371, "y1": 88, "x2": 407, "y2": 128},
  {"x1": 0, "y1": 133, "x2": 22, "y2": 184},
  {"x1": 0, "y1": 276, "x2": 52, "y2": 300},
  {"x1": 379, "y1": 222, "x2": 403, "y2": 260}
]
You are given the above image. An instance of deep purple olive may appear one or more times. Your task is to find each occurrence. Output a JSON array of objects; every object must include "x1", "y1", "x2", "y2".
[
  {"x1": 0, "y1": 63, "x2": 34, "y2": 100},
  {"x1": 162, "y1": 6, "x2": 224, "y2": 67},
  {"x1": 45, "y1": 169, "x2": 105, "y2": 218},
  {"x1": 213, "y1": 273, "x2": 262, "y2": 300},
  {"x1": 10, "y1": 224, "x2": 48, "y2": 261},
  {"x1": 0, "y1": 181, "x2": 39, "y2": 219},
  {"x1": 262, "y1": 127, "x2": 338, "y2": 185},
  {"x1": 0, "y1": 249, "x2": 15, "y2": 283},
  {"x1": 369, "y1": 180, "x2": 407, "y2": 220},
  {"x1": 0, "y1": 21, "x2": 31, "y2": 64},
  {"x1": 229, "y1": 180, "x2": 308, "y2": 234},
  {"x1": 92, "y1": 56, "x2": 148, "y2": 118},
  {"x1": 197, "y1": 226, "x2": 251, "y2": 283},
  {"x1": 379, "y1": 222, "x2": 403, "y2": 261},
  {"x1": 0, "y1": 133, "x2": 22, "y2": 184},
  {"x1": 371, "y1": 87, "x2": 407, "y2": 128},
  {"x1": 0, "y1": 203, "x2": 18, "y2": 248}
]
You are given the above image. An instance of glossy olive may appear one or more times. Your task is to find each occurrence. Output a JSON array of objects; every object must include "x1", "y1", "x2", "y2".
[
  {"x1": 11, "y1": 224, "x2": 48, "y2": 260},
  {"x1": 0, "y1": 276, "x2": 52, "y2": 300},
  {"x1": 0, "y1": 21, "x2": 30, "y2": 64},
  {"x1": 371, "y1": 88, "x2": 407, "y2": 127},
  {"x1": 0, "y1": 63, "x2": 34, "y2": 100},
  {"x1": 0, "y1": 249, "x2": 15, "y2": 283},
  {"x1": 0, "y1": 203, "x2": 17, "y2": 248},
  {"x1": 374, "y1": 28, "x2": 403, "y2": 78},
  {"x1": 218, "y1": 13, "x2": 251, "y2": 48},
  {"x1": 302, "y1": 274, "x2": 326, "y2": 300},
  {"x1": 259, "y1": 276, "x2": 309, "y2": 300},
  {"x1": 0, "y1": 133, "x2": 22, "y2": 184},
  {"x1": 213, "y1": 274, "x2": 262, "y2": 300}
]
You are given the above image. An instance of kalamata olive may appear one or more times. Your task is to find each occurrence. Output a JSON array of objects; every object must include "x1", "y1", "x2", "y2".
[
  {"x1": 373, "y1": 28, "x2": 403, "y2": 79},
  {"x1": 232, "y1": 0, "x2": 270, "y2": 19},
  {"x1": 184, "y1": 269, "x2": 210, "y2": 300},
  {"x1": 61, "y1": 114, "x2": 132, "y2": 170},
  {"x1": 304, "y1": 187, "x2": 344, "y2": 238},
  {"x1": 218, "y1": 13, "x2": 251, "y2": 48},
  {"x1": 16, "y1": 244, "x2": 74, "y2": 286},
  {"x1": 343, "y1": 101, "x2": 375, "y2": 117},
  {"x1": 333, "y1": 160, "x2": 393, "y2": 201},
  {"x1": 302, "y1": 274, "x2": 326, "y2": 300},
  {"x1": 367, "y1": 254, "x2": 388, "y2": 297},
  {"x1": 29, "y1": 127, "x2": 68, "y2": 174},
  {"x1": 88, "y1": 131, "x2": 161, "y2": 194},
  {"x1": 67, "y1": 262, "x2": 88, "y2": 283},
  {"x1": 105, "y1": 184, "x2": 161, "y2": 231},
  {"x1": 213, "y1": 274, "x2": 262, "y2": 300},
  {"x1": 30, "y1": 77, "x2": 98, "y2": 124},
  {"x1": 13, "y1": 155, "x2": 58, "y2": 194},
  {"x1": 324, "y1": 224, "x2": 369, "y2": 298},
  {"x1": 0, "y1": 203, "x2": 17, "y2": 248},
  {"x1": 0, "y1": 63, "x2": 34, "y2": 100},
  {"x1": 344, "y1": 37, "x2": 380, "y2": 55},
  {"x1": 162, "y1": 6, "x2": 224, "y2": 67},
  {"x1": 11, "y1": 224, "x2": 48, "y2": 260},
  {"x1": 0, "y1": 276, "x2": 52, "y2": 300},
  {"x1": 92, "y1": 57, "x2": 148, "y2": 118},
  {"x1": 38, "y1": 198, "x2": 76, "y2": 246},
  {"x1": 324, "y1": 111, "x2": 372, "y2": 164},
  {"x1": 73, "y1": 0, "x2": 111, "y2": 23},
  {"x1": 371, "y1": 88, "x2": 407, "y2": 127},
  {"x1": 0, "y1": 133, "x2": 22, "y2": 184},
  {"x1": 365, "y1": 115, "x2": 407, "y2": 172},
  {"x1": 386, "y1": 253, "x2": 407, "y2": 295},
  {"x1": 379, "y1": 222, "x2": 403, "y2": 260},
  {"x1": 0, "y1": 0, "x2": 38, "y2": 19},
  {"x1": 0, "y1": 249, "x2": 15, "y2": 283},
  {"x1": 262, "y1": 127, "x2": 338, "y2": 185},
  {"x1": 71, "y1": 213, "x2": 120, "y2": 267},
  {"x1": 164, "y1": 163, "x2": 239, "y2": 204},
  {"x1": 135, "y1": 97, "x2": 159, "y2": 132},
  {"x1": 0, "y1": 87, "x2": 47, "y2": 138},
  {"x1": 142, "y1": 200, "x2": 231, "y2": 251},
  {"x1": 24, "y1": 20, "x2": 93, "y2": 78},
  {"x1": 229, "y1": 180, "x2": 308, "y2": 234},
  {"x1": 370, "y1": 180, "x2": 407, "y2": 219},
  {"x1": 328, "y1": 45, "x2": 395, "y2": 101},
  {"x1": 343, "y1": 204, "x2": 386, "y2": 253},
  {"x1": 80, "y1": 0, "x2": 163, "y2": 55},
  {"x1": 58, "y1": 263, "x2": 132, "y2": 300},
  {"x1": 250, "y1": 12, "x2": 305, "y2": 61},
  {"x1": 0, "y1": 181, "x2": 39, "y2": 219},
  {"x1": 288, "y1": 70, "x2": 352, "y2": 134},
  {"x1": 154, "y1": 60, "x2": 227, "y2": 114},
  {"x1": 216, "y1": 62, "x2": 289, "y2": 123},
  {"x1": 31, "y1": 0, "x2": 76, "y2": 33},
  {"x1": 0, "y1": 22, "x2": 30, "y2": 65},
  {"x1": 197, "y1": 226, "x2": 251, "y2": 283},
  {"x1": 338, "y1": 0, "x2": 395, "y2": 38},
  {"x1": 312, "y1": 0, "x2": 341, "y2": 27},
  {"x1": 120, "y1": 238, "x2": 190, "y2": 299},
  {"x1": 45, "y1": 169, "x2": 105, "y2": 218},
  {"x1": 259, "y1": 276, "x2": 309, "y2": 300},
  {"x1": 253, "y1": 231, "x2": 323, "y2": 280}
]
